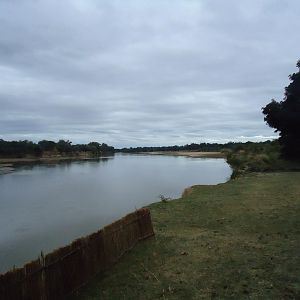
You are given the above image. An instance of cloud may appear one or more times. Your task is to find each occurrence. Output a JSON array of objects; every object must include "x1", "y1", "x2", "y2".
[{"x1": 0, "y1": 0, "x2": 299, "y2": 147}]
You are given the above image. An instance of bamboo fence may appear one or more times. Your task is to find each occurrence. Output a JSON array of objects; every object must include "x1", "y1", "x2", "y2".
[{"x1": 0, "y1": 208, "x2": 154, "y2": 300}]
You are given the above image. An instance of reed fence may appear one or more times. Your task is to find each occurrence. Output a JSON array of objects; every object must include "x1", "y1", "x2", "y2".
[{"x1": 0, "y1": 208, "x2": 154, "y2": 300}]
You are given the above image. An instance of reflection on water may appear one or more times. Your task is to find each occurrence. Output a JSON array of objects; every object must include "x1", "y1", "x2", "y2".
[{"x1": 0, "y1": 154, "x2": 231, "y2": 272}]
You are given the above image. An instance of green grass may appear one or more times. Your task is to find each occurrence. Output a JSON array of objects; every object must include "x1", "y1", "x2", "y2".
[{"x1": 72, "y1": 172, "x2": 300, "y2": 299}]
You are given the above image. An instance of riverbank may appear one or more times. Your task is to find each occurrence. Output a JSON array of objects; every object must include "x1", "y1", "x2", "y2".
[
  {"x1": 226, "y1": 143, "x2": 300, "y2": 178},
  {"x1": 0, "y1": 155, "x2": 112, "y2": 164},
  {"x1": 142, "y1": 151, "x2": 225, "y2": 158},
  {"x1": 0, "y1": 151, "x2": 223, "y2": 166},
  {"x1": 0, "y1": 155, "x2": 113, "y2": 175},
  {"x1": 0, "y1": 151, "x2": 224, "y2": 176},
  {"x1": 73, "y1": 172, "x2": 300, "y2": 299}
]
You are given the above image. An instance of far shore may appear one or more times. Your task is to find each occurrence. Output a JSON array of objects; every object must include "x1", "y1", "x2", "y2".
[
  {"x1": 0, "y1": 151, "x2": 225, "y2": 164},
  {"x1": 0, "y1": 156, "x2": 104, "y2": 164},
  {"x1": 142, "y1": 151, "x2": 226, "y2": 158},
  {"x1": 0, "y1": 155, "x2": 113, "y2": 174},
  {"x1": 0, "y1": 151, "x2": 225, "y2": 175}
]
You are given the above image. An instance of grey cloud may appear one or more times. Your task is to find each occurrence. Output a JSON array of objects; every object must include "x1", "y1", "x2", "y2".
[{"x1": 0, "y1": 0, "x2": 299, "y2": 147}]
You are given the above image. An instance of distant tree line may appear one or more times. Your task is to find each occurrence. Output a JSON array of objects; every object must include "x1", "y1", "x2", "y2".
[
  {"x1": 118, "y1": 141, "x2": 276, "y2": 153},
  {"x1": 0, "y1": 139, "x2": 114, "y2": 158}
]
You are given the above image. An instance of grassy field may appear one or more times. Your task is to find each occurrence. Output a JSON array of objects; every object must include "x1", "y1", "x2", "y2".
[{"x1": 72, "y1": 172, "x2": 300, "y2": 299}]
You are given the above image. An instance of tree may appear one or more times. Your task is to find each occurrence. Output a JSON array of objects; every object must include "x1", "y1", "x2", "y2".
[
  {"x1": 56, "y1": 140, "x2": 72, "y2": 154},
  {"x1": 262, "y1": 60, "x2": 300, "y2": 159},
  {"x1": 38, "y1": 140, "x2": 56, "y2": 152},
  {"x1": 88, "y1": 142, "x2": 101, "y2": 155}
]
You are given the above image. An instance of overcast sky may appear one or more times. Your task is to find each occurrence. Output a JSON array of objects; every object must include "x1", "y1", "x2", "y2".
[{"x1": 0, "y1": 0, "x2": 299, "y2": 147}]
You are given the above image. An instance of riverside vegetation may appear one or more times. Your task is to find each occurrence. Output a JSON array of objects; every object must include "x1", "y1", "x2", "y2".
[
  {"x1": 0, "y1": 139, "x2": 114, "y2": 174},
  {"x1": 72, "y1": 143, "x2": 300, "y2": 299},
  {"x1": 0, "y1": 139, "x2": 114, "y2": 159},
  {"x1": 226, "y1": 140, "x2": 300, "y2": 178}
]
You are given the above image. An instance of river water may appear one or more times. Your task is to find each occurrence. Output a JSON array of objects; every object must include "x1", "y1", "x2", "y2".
[{"x1": 0, "y1": 153, "x2": 231, "y2": 273}]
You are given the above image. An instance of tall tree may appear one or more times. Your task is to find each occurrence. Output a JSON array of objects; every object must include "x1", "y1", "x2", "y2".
[{"x1": 262, "y1": 60, "x2": 300, "y2": 159}]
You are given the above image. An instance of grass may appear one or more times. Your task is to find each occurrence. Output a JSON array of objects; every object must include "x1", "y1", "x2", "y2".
[{"x1": 72, "y1": 172, "x2": 300, "y2": 299}]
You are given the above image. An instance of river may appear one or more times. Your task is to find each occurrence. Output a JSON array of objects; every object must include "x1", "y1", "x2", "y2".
[{"x1": 0, "y1": 153, "x2": 231, "y2": 273}]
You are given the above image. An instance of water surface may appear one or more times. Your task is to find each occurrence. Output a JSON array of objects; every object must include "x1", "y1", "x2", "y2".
[{"x1": 0, "y1": 153, "x2": 231, "y2": 272}]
